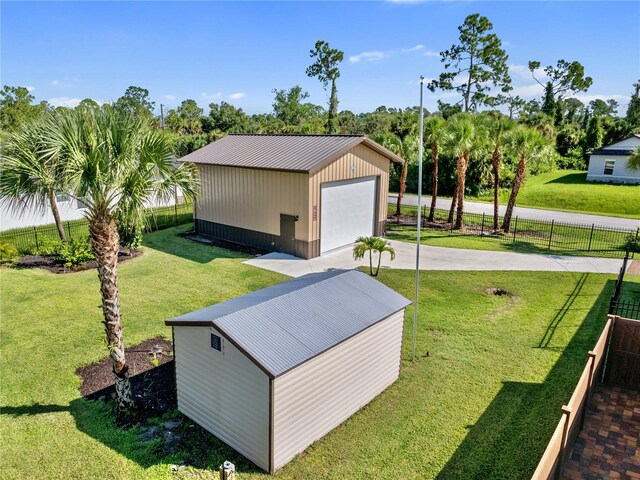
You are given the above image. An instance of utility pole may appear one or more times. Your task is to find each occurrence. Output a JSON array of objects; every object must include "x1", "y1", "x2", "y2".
[
  {"x1": 160, "y1": 103, "x2": 165, "y2": 133},
  {"x1": 412, "y1": 76, "x2": 425, "y2": 362}
]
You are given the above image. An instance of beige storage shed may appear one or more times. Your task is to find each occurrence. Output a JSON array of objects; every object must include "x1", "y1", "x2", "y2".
[
  {"x1": 165, "y1": 269, "x2": 410, "y2": 473},
  {"x1": 181, "y1": 134, "x2": 404, "y2": 258}
]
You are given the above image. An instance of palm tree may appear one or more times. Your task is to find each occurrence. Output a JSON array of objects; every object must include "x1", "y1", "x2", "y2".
[
  {"x1": 371, "y1": 132, "x2": 416, "y2": 216},
  {"x1": 1, "y1": 118, "x2": 67, "y2": 242},
  {"x1": 483, "y1": 113, "x2": 513, "y2": 230},
  {"x1": 43, "y1": 106, "x2": 199, "y2": 409},
  {"x1": 502, "y1": 126, "x2": 551, "y2": 232},
  {"x1": 627, "y1": 147, "x2": 640, "y2": 172},
  {"x1": 352, "y1": 236, "x2": 396, "y2": 276},
  {"x1": 424, "y1": 116, "x2": 447, "y2": 222},
  {"x1": 445, "y1": 114, "x2": 475, "y2": 229}
]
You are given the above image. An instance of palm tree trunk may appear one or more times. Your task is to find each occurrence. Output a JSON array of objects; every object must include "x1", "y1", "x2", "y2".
[
  {"x1": 492, "y1": 146, "x2": 501, "y2": 231},
  {"x1": 502, "y1": 156, "x2": 527, "y2": 233},
  {"x1": 454, "y1": 153, "x2": 468, "y2": 230},
  {"x1": 369, "y1": 249, "x2": 373, "y2": 276},
  {"x1": 396, "y1": 159, "x2": 408, "y2": 216},
  {"x1": 427, "y1": 144, "x2": 438, "y2": 222},
  {"x1": 48, "y1": 189, "x2": 67, "y2": 243},
  {"x1": 89, "y1": 212, "x2": 134, "y2": 410},
  {"x1": 375, "y1": 250, "x2": 383, "y2": 276},
  {"x1": 448, "y1": 186, "x2": 458, "y2": 224}
]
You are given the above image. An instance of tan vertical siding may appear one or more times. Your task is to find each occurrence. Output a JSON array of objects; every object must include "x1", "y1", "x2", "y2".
[
  {"x1": 309, "y1": 144, "x2": 391, "y2": 241},
  {"x1": 272, "y1": 309, "x2": 405, "y2": 470},
  {"x1": 197, "y1": 165, "x2": 309, "y2": 240},
  {"x1": 173, "y1": 326, "x2": 270, "y2": 471}
]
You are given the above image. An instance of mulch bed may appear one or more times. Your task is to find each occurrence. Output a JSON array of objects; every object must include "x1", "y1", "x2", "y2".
[
  {"x1": 15, "y1": 248, "x2": 142, "y2": 274},
  {"x1": 76, "y1": 337, "x2": 176, "y2": 423},
  {"x1": 180, "y1": 230, "x2": 269, "y2": 256}
]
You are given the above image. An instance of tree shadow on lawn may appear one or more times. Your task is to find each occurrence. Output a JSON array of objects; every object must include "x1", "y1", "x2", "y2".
[
  {"x1": 544, "y1": 172, "x2": 588, "y2": 185},
  {"x1": 67, "y1": 356, "x2": 264, "y2": 475},
  {"x1": 435, "y1": 277, "x2": 614, "y2": 480},
  {"x1": 142, "y1": 226, "x2": 259, "y2": 264},
  {"x1": 1, "y1": 404, "x2": 69, "y2": 416}
]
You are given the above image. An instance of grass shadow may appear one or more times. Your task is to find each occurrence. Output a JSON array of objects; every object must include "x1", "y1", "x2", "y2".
[
  {"x1": 434, "y1": 278, "x2": 615, "y2": 479},
  {"x1": 545, "y1": 172, "x2": 588, "y2": 185},
  {"x1": 1, "y1": 404, "x2": 70, "y2": 416},
  {"x1": 142, "y1": 225, "x2": 253, "y2": 264},
  {"x1": 68, "y1": 361, "x2": 264, "y2": 475}
]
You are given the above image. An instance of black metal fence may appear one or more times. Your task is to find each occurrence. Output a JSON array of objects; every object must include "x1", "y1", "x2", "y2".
[
  {"x1": 609, "y1": 248, "x2": 640, "y2": 320},
  {"x1": 0, "y1": 202, "x2": 193, "y2": 254},
  {"x1": 388, "y1": 205, "x2": 638, "y2": 258}
]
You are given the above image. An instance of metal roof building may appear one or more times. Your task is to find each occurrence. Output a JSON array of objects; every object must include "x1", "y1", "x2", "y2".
[
  {"x1": 166, "y1": 270, "x2": 410, "y2": 473},
  {"x1": 181, "y1": 134, "x2": 404, "y2": 259}
]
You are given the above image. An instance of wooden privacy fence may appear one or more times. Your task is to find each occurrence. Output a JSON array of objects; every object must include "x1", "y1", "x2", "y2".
[
  {"x1": 604, "y1": 316, "x2": 640, "y2": 388},
  {"x1": 531, "y1": 315, "x2": 613, "y2": 480}
]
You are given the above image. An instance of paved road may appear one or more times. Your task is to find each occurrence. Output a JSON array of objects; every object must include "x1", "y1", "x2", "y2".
[
  {"x1": 245, "y1": 240, "x2": 628, "y2": 278},
  {"x1": 389, "y1": 194, "x2": 640, "y2": 230}
]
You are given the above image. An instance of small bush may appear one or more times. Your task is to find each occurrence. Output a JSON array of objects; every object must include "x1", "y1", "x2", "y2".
[
  {"x1": 57, "y1": 238, "x2": 95, "y2": 266},
  {"x1": 118, "y1": 224, "x2": 142, "y2": 250},
  {"x1": 0, "y1": 240, "x2": 18, "y2": 260}
]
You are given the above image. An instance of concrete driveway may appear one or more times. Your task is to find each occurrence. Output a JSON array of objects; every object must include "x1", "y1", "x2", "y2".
[
  {"x1": 389, "y1": 194, "x2": 640, "y2": 230},
  {"x1": 244, "y1": 240, "x2": 627, "y2": 278}
]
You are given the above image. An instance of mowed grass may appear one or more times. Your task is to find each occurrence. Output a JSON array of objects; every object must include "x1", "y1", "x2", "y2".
[
  {"x1": 474, "y1": 170, "x2": 640, "y2": 219},
  {"x1": 1, "y1": 225, "x2": 635, "y2": 479}
]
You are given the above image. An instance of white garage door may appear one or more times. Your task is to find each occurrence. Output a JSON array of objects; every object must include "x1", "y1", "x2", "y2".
[{"x1": 320, "y1": 177, "x2": 377, "y2": 254}]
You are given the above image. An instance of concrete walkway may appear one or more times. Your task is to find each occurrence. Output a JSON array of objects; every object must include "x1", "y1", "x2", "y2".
[
  {"x1": 244, "y1": 239, "x2": 626, "y2": 278},
  {"x1": 389, "y1": 194, "x2": 640, "y2": 230}
]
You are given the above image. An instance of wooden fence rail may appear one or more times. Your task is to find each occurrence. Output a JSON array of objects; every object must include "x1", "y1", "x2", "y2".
[{"x1": 531, "y1": 315, "x2": 614, "y2": 480}]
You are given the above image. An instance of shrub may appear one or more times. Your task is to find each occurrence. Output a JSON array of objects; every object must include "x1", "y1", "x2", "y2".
[
  {"x1": 117, "y1": 223, "x2": 142, "y2": 251},
  {"x1": 57, "y1": 238, "x2": 95, "y2": 266},
  {"x1": 0, "y1": 240, "x2": 18, "y2": 260}
]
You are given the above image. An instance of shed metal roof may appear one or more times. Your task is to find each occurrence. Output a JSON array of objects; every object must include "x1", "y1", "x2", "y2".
[
  {"x1": 178, "y1": 134, "x2": 404, "y2": 173},
  {"x1": 166, "y1": 270, "x2": 411, "y2": 378}
]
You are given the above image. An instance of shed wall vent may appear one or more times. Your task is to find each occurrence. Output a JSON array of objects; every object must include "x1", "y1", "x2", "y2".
[{"x1": 211, "y1": 333, "x2": 222, "y2": 351}]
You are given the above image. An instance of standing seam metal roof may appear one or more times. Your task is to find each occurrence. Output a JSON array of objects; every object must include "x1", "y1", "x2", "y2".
[
  {"x1": 178, "y1": 134, "x2": 404, "y2": 172},
  {"x1": 165, "y1": 270, "x2": 411, "y2": 377}
]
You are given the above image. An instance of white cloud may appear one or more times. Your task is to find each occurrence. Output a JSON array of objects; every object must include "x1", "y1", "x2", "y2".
[
  {"x1": 350, "y1": 44, "x2": 430, "y2": 64},
  {"x1": 48, "y1": 97, "x2": 82, "y2": 108},
  {"x1": 571, "y1": 93, "x2": 630, "y2": 103},
  {"x1": 163, "y1": 95, "x2": 175, "y2": 101},
  {"x1": 424, "y1": 50, "x2": 440, "y2": 57},
  {"x1": 406, "y1": 44, "x2": 424, "y2": 52},
  {"x1": 51, "y1": 79, "x2": 60, "y2": 86},
  {"x1": 349, "y1": 51, "x2": 385, "y2": 63},
  {"x1": 509, "y1": 64, "x2": 546, "y2": 81},
  {"x1": 25, "y1": 86, "x2": 35, "y2": 92},
  {"x1": 201, "y1": 91, "x2": 222, "y2": 101},
  {"x1": 510, "y1": 83, "x2": 545, "y2": 98},
  {"x1": 228, "y1": 92, "x2": 246, "y2": 100}
]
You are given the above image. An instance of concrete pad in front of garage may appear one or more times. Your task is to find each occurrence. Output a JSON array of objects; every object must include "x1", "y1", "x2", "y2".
[{"x1": 243, "y1": 240, "x2": 627, "y2": 278}]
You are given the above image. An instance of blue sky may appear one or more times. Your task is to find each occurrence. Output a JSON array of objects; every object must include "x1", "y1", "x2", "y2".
[{"x1": 2, "y1": 1, "x2": 639, "y2": 115}]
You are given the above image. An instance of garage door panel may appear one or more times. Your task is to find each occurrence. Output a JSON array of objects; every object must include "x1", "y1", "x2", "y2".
[{"x1": 320, "y1": 178, "x2": 376, "y2": 254}]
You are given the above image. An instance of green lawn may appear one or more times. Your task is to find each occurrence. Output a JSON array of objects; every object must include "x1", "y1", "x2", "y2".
[
  {"x1": 1, "y1": 225, "x2": 636, "y2": 479},
  {"x1": 386, "y1": 206, "x2": 634, "y2": 258},
  {"x1": 473, "y1": 170, "x2": 640, "y2": 219}
]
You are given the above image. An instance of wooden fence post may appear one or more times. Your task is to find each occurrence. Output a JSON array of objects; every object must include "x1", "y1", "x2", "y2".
[
  {"x1": 557, "y1": 405, "x2": 572, "y2": 480},
  {"x1": 580, "y1": 352, "x2": 597, "y2": 430}
]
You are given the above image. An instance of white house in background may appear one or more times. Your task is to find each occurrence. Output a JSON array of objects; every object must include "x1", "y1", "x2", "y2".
[
  {"x1": 0, "y1": 194, "x2": 181, "y2": 232},
  {"x1": 587, "y1": 134, "x2": 640, "y2": 184}
]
